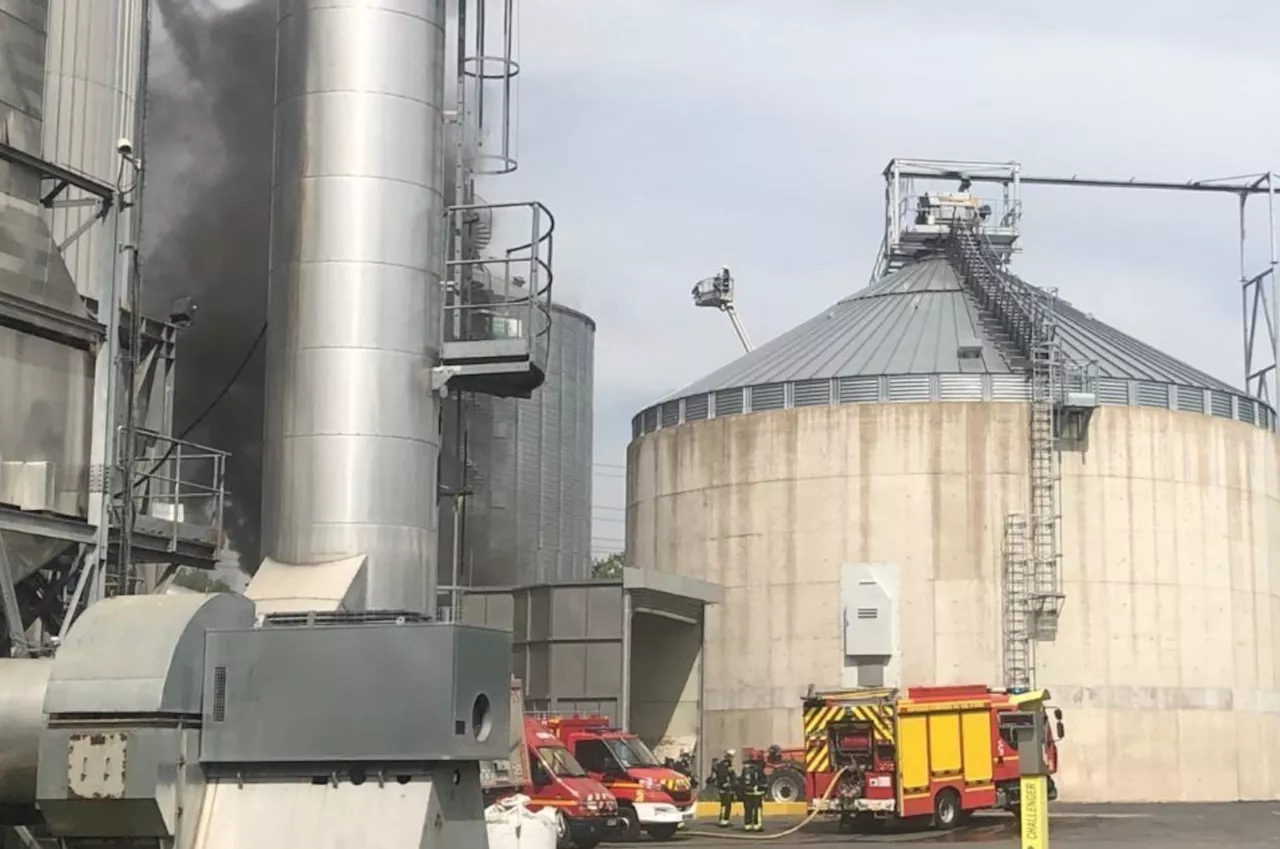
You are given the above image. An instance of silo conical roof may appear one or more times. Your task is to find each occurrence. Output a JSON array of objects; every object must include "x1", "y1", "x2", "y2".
[{"x1": 634, "y1": 256, "x2": 1271, "y2": 437}]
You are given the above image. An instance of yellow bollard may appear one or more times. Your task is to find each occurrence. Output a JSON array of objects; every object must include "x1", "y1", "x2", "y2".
[{"x1": 1019, "y1": 773, "x2": 1048, "y2": 849}]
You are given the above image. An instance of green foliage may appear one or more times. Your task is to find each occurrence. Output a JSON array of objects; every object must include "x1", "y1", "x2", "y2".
[{"x1": 592, "y1": 552, "x2": 624, "y2": 580}]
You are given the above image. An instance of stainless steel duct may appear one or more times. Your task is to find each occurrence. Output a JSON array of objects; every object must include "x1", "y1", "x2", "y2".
[
  {"x1": 0, "y1": 658, "x2": 53, "y2": 805},
  {"x1": 263, "y1": 0, "x2": 447, "y2": 613}
]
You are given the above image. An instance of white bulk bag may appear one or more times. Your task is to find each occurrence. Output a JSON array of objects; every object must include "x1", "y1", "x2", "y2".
[{"x1": 484, "y1": 794, "x2": 559, "y2": 849}]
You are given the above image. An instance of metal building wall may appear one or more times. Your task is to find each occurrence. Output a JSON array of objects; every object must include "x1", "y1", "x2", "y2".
[
  {"x1": 42, "y1": 0, "x2": 145, "y2": 304},
  {"x1": 443, "y1": 302, "x2": 595, "y2": 589},
  {"x1": 461, "y1": 582, "x2": 623, "y2": 721},
  {"x1": 0, "y1": 0, "x2": 95, "y2": 584}
]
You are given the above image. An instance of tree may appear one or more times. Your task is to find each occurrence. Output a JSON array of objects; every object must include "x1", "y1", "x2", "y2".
[{"x1": 592, "y1": 552, "x2": 624, "y2": 580}]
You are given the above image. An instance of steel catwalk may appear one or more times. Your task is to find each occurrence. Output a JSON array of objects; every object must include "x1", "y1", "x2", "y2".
[{"x1": 263, "y1": 0, "x2": 447, "y2": 613}]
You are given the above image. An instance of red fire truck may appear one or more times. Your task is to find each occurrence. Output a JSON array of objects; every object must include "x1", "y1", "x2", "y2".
[
  {"x1": 802, "y1": 685, "x2": 1064, "y2": 830},
  {"x1": 482, "y1": 681, "x2": 619, "y2": 848},
  {"x1": 543, "y1": 715, "x2": 695, "y2": 841}
]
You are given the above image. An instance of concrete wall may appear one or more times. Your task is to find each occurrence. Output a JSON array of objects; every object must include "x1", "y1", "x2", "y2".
[
  {"x1": 629, "y1": 613, "x2": 702, "y2": 759},
  {"x1": 625, "y1": 401, "x2": 1280, "y2": 802}
]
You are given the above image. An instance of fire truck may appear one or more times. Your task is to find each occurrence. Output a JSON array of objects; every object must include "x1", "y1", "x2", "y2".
[
  {"x1": 802, "y1": 685, "x2": 1064, "y2": 830},
  {"x1": 481, "y1": 681, "x2": 620, "y2": 848},
  {"x1": 543, "y1": 715, "x2": 695, "y2": 841}
]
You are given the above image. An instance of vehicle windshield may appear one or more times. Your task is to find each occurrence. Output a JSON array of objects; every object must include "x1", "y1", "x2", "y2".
[
  {"x1": 539, "y1": 745, "x2": 588, "y2": 778},
  {"x1": 605, "y1": 735, "x2": 661, "y2": 768}
]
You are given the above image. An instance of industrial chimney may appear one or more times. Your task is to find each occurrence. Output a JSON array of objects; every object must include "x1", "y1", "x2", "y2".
[{"x1": 260, "y1": 0, "x2": 448, "y2": 613}]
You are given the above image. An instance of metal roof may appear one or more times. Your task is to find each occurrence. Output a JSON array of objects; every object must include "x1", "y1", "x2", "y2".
[
  {"x1": 632, "y1": 255, "x2": 1274, "y2": 439},
  {"x1": 671, "y1": 257, "x2": 1238, "y2": 397}
]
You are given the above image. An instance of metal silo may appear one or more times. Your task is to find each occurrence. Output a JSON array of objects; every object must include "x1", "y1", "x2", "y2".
[
  {"x1": 443, "y1": 302, "x2": 595, "y2": 590},
  {"x1": 43, "y1": 0, "x2": 145, "y2": 304},
  {"x1": 628, "y1": 222, "x2": 1280, "y2": 801},
  {"x1": 261, "y1": 0, "x2": 447, "y2": 612},
  {"x1": 0, "y1": 0, "x2": 96, "y2": 588}
]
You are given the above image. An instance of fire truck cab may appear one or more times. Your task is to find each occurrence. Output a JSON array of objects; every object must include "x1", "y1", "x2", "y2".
[
  {"x1": 803, "y1": 685, "x2": 1063, "y2": 830},
  {"x1": 482, "y1": 681, "x2": 619, "y2": 848},
  {"x1": 544, "y1": 715, "x2": 695, "y2": 842}
]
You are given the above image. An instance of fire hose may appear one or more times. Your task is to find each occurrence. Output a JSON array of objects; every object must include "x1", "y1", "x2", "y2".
[{"x1": 684, "y1": 765, "x2": 851, "y2": 840}]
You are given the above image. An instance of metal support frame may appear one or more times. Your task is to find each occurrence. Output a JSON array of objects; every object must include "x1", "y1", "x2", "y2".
[
  {"x1": 0, "y1": 533, "x2": 30, "y2": 656},
  {"x1": 876, "y1": 158, "x2": 1022, "y2": 281},
  {"x1": 0, "y1": 117, "x2": 218, "y2": 644},
  {"x1": 881, "y1": 159, "x2": 1280, "y2": 407}
]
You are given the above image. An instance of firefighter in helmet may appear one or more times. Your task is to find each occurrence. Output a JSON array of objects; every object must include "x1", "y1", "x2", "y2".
[
  {"x1": 740, "y1": 750, "x2": 768, "y2": 832},
  {"x1": 706, "y1": 749, "x2": 738, "y2": 828}
]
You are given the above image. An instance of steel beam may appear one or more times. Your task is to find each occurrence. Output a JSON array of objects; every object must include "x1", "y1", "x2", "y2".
[
  {"x1": 0, "y1": 288, "x2": 103, "y2": 349},
  {"x1": 0, "y1": 140, "x2": 114, "y2": 203},
  {"x1": 0, "y1": 507, "x2": 96, "y2": 546},
  {"x1": 882, "y1": 158, "x2": 1280, "y2": 409}
]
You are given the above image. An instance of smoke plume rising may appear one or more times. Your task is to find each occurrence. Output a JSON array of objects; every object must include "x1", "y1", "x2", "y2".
[{"x1": 143, "y1": 0, "x2": 276, "y2": 569}]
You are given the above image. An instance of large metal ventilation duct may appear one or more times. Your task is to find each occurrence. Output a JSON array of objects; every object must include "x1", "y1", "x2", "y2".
[{"x1": 262, "y1": 0, "x2": 447, "y2": 613}]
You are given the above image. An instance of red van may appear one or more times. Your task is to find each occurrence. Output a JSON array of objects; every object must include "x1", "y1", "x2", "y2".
[{"x1": 486, "y1": 718, "x2": 619, "y2": 849}]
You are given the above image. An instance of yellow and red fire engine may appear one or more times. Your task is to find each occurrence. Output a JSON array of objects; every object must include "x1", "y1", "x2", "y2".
[{"x1": 802, "y1": 684, "x2": 1063, "y2": 830}]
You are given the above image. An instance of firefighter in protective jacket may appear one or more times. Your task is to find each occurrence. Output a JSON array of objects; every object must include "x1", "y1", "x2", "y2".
[
  {"x1": 740, "y1": 752, "x2": 768, "y2": 832},
  {"x1": 707, "y1": 750, "x2": 738, "y2": 828}
]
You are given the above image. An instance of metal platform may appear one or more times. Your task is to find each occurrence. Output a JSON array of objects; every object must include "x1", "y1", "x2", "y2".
[
  {"x1": 0, "y1": 506, "x2": 220, "y2": 569},
  {"x1": 439, "y1": 201, "x2": 555, "y2": 399},
  {"x1": 874, "y1": 158, "x2": 1023, "y2": 281}
]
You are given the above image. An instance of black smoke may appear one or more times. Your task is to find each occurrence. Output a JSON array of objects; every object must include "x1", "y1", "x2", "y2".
[{"x1": 142, "y1": 0, "x2": 276, "y2": 570}]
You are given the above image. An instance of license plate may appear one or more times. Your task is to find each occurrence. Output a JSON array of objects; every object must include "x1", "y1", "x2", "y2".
[{"x1": 605, "y1": 818, "x2": 619, "y2": 827}]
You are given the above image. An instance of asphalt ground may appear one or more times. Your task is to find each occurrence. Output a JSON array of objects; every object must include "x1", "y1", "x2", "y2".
[{"x1": 651, "y1": 802, "x2": 1280, "y2": 848}]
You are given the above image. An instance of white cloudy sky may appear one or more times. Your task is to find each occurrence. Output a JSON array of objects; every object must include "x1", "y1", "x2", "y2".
[
  {"x1": 468, "y1": 0, "x2": 1280, "y2": 557},
  {"x1": 205, "y1": 0, "x2": 1280, "y2": 559}
]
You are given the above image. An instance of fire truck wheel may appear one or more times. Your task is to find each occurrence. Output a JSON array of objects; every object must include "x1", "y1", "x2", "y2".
[
  {"x1": 767, "y1": 766, "x2": 806, "y2": 803},
  {"x1": 645, "y1": 824, "x2": 679, "y2": 841},
  {"x1": 554, "y1": 811, "x2": 571, "y2": 849},
  {"x1": 933, "y1": 788, "x2": 962, "y2": 830},
  {"x1": 616, "y1": 807, "x2": 642, "y2": 842}
]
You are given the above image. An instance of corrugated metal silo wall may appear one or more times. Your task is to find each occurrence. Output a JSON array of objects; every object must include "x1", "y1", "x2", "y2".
[
  {"x1": 439, "y1": 303, "x2": 595, "y2": 590},
  {"x1": 43, "y1": 0, "x2": 145, "y2": 305}
]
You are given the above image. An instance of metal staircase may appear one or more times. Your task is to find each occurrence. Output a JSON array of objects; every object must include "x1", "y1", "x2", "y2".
[{"x1": 945, "y1": 222, "x2": 1086, "y2": 685}]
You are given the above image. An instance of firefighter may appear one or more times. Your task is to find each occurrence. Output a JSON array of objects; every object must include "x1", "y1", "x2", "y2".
[
  {"x1": 706, "y1": 749, "x2": 738, "y2": 828},
  {"x1": 740, "y1": 752, "x2": 768, "y2": 832}
]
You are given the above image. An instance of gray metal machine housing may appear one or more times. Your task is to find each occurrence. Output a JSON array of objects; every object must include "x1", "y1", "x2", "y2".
[{"x1": 23, "y1": 594, "x2": 510, "y2": 846}]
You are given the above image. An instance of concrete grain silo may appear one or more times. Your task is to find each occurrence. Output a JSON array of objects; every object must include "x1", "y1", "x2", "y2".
[{"x1": 627, "y1": 227, "x2": 1280, "y2": 801}]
